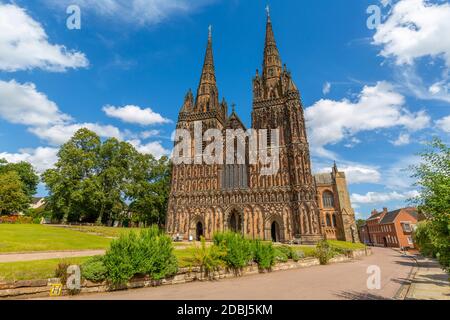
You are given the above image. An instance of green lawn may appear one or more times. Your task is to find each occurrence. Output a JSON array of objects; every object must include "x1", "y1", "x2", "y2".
[
  {"x1": 0, "y1": 257, "x2": 91, "y2": 282},
  {"x1": 0, "y1": 224, "x2": 112, "y2": 253},
  {"x1": 62, "y1": 225, "x2": 144, "y2": 238},
  {"x1": 174, "y1": 247, "x2": 196, "y2": 268},
  {"x1": 287, "y1": 245, "x2": 317, "y2": 257},
  {"x1": 327, "y1": 240, "x2": 366, "y2": 250}
]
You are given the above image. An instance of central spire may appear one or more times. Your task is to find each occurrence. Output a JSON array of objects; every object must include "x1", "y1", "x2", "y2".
[
  {"x1": 195, "y1": 25, "x2": 218, "y2": 113},
  {"x1": 263, "y1": 9, "x2": 282, "y2": 82}
]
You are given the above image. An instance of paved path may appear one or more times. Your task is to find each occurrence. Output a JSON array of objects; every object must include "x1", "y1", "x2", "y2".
[
  {"x1": 0, "y1": 250, "x2": 106, "y2": 263},
  {"x1": 52, "y1": 247, "x2": 415, "y2": 300},
  {"x1": 406, "y1": 255, "x2": 450, "y2": 300}
]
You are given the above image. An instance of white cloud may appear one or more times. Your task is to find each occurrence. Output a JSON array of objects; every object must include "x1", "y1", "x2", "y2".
[
  {"x1": 351, "y1": 190, "x2": 419, "y2": 204},
  {"x1": 436, "y1": 115, "x2": 450, "y2": 133},
  {"x1": 141, "y1": 130, "x2": 161, "y2": 139},
  {"x1": 391, "y1": 132, "x2": 410, "y2": 146},
  {"x1": 305, "y1": 81, "x2": 430, "y2": 157},
  {"x1": 0, "y1": 80, "x2": 71, "y2": 126},
  {"x1": 315, "y1": 163, "x2": 381, "y2": 184},
  {"x1": 340, "y1": 165, "x2": 382, "y2": 184},
  {"x1": 396, "y1": 66, "x2": 450, "y2": 103},
  {"x1": 373, "y1": 0, "x2": 450, "y2": 67},
  {"x1": 128, "y1": 139, "x2": 170, "y2": 158},
  {"x1": 103, "y1": 105, "x2": 171, "y2": 126},
  {"x1": 0, "y1": 147, "x2": 58, "y2": 173},
  {"x1": 43, "y1": 0, "x2": 215, "y2": 26},
  {"x1": 322, "y1": 82, "x2": 331, "y2": 95},
  {"x1": 429, "y1": 83, "x2": 442, "y2": 95},
  {"x1": 0, "y1": 3, "x2": 88, "y2": 72},
  {"x1": 0, "y1": 79, "x2": 125, "y2": 145},
  {"x1": 29, "y1": 123, "x2": 124, "y2": 145}
]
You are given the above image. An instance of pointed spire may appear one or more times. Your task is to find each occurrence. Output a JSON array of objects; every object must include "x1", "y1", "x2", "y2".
[
  {"x1": 195, "y1": 25, "x2": 218, "y2": 113},
  {"x1": 333, "y1": 161, "x2": 338, "y2": 174},
  {"x1": 263, "y1": 8, "x2": 282, "y2": 81}
]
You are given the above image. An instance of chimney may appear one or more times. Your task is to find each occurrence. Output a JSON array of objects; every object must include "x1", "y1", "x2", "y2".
[
  {"x1": 371, "y1": 209, "x2": 378, "y2": 216},
  {"x1": 383, "y1": 207, "x2": 388, "y2": 214}
]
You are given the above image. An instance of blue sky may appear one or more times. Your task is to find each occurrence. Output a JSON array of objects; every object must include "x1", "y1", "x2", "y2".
[{"x1": 0, "y1": 0, "x2": 449, "y2": 219}]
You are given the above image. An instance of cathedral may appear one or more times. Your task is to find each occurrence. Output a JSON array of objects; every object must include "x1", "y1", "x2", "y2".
[{"x1": 165, "y1": 12, "x2": 359, "y2": 244}]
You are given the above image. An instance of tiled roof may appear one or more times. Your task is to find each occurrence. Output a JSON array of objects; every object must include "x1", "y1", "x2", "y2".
[
  {"x1": 380, "y1": 207, "x2": 418, "y2": 224},
  {"x1": 367, "y1": 212, "x2": 384, "y2": 221},
  {"x1": 314, "y1": 173, "x2": 333, "y2": 185}
]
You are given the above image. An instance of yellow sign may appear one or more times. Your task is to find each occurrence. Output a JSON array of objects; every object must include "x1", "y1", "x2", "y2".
[{"x1": 50, "y1": 284, "x2": 63, "y2": 297}]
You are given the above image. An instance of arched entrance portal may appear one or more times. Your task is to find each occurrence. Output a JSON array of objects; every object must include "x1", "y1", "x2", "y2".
[
  {"x1": 271, "y1": 221, "x2": 281, "y2": 242},
  {"x1": 196, "y1": 221, "x2": 204, "y2": 241},
  {"x1": 229, "y1": 210, "x2": 242, "y2": 233}
]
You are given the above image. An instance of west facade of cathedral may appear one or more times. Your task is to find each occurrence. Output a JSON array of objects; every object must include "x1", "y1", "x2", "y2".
[{"x1": 165, "y1": 14, "x2": 359, "y2": 244}]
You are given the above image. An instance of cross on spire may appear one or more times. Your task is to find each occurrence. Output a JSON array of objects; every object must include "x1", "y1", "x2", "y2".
[
  {"x1": 266, "y1": 5, "x2": 270, "y2": 17},
  {"x1": 208, "y1": 25, "x2": 212, "y2": 40}
]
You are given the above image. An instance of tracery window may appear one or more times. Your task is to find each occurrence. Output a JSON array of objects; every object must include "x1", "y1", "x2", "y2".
[{"x1": 322, "y1": 191, "x2": 334, "y2": 208}]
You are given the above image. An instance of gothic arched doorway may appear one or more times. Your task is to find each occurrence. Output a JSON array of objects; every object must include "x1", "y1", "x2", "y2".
[
  {"x1": 229, "y1": 210, "x2": 242, "y2": 233},
  {"x1": 271, "y1": 221, "x2": 281, "y2": 242},
  {"x1": 196, "y1": 221, "x2": 204, "y2": 241}
]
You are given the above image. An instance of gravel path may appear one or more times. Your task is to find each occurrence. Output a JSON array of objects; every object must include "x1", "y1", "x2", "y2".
[{"x1": 0, "y1": 250, "x2": 106, "y2": 263}]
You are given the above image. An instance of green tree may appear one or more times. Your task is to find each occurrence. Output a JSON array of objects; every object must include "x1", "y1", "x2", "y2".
[
  {"x1": 42, "y1": 128, "x2": 102, "y2": 222},
  {"x1": 0, "y1": 159, "x2": 39, "y2": 201},
  {"x1": 410, "y1": 138, "x2": 450, "y2": 272},
  {"x1": 127, "y1": 155, "x2": 172, "y2": 226},
  {"x1": 356, "y1": 219, "x2": 366, "y2": 228},
  {"x1": 0, "y1": 171, "x2": 29, "y2": 214},
  {"x1": 42, "y1": 128, "x2": 171, "y2": 225}
]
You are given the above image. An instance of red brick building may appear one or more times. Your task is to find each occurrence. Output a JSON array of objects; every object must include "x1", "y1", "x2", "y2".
[{"x1": 358, "y1": 207, "x2": 418, "y2": 249}]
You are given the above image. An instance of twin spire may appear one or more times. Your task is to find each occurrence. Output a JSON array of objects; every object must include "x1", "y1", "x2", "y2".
[{"x1": 192, "y1": 7, "x2": 283, "y2": 113}]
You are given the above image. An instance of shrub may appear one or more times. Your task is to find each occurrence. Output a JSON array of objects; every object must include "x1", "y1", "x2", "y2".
[
  {"x1": 274, "y1": 247, "x2": 288, "y2": 263},
  {"x1": 315, "y1": 240, "x2": 335, "y2": 265},
  {"x1": 81, "y1": 256, "x2": 107, "y2": 283},
  {"x1": 414, "y1": 221, "x2": 437, "y2": 258},
  {"x1": 55, "y1": 261, "x2": 71, "y2": 285},
  {"x1": 252, "y1": 240, "x2": 276, "y2": 269},
  {"x1": 274, "y1": 245, "x2": 302, "y2": 261},
  {"x1": 138, "y1": 226, "x2": 178, "y2": 280},
  {"x1": 103, "y1": 225, "x2": 178, "y2": 285},
  {"x1": 193, "y1": 237, "x2": 224, "y2": 277},
  {"x1": 213, "y1": 232, "x2": 253, "y2": 269},
  {"x1": 103, "y1": 231, "x2": 140, "y2": 285},
  {"x1": 291, "y1": 250, "x2": 301, "y2": 262}
]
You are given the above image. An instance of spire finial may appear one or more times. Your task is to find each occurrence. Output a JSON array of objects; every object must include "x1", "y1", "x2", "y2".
[
  {"x1": 208, "y1": 25, "x2": 212, "y2": 41},
  {"x1": 232, "y1": 103, "x2": 236, "y2": 113},
  {"x1": 333, "y1": 161, "x2": 338, "y2": 173},
  {"x1": 266, "y1": 5, "x2": 270, "y2": 18}
]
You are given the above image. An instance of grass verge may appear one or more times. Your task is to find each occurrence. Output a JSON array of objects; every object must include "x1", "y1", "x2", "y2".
[
  {"x1": 0, "y1": 257, "x2": 91, "y2": 282},
  {"x1": 0, "y1": 224, "x2": 111, "y2": 253}
]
